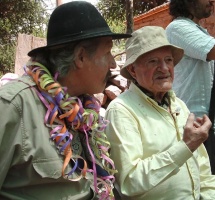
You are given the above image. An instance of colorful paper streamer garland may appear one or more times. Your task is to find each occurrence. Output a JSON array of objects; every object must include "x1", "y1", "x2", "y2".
[{"x1": 25, "y1": 61, "x2": 117, "y2": 199}]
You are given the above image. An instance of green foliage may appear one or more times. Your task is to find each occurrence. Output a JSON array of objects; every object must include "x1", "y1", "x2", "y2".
[
  {"x1": 98, "y1": 0, "x2": 125, "y2": 31},
  {"x1": 97, "y1": 0, "x2": 169, "y2": 57},
  {"x1": 0, "y1": 42, "x2": 16, "y2": 74},
  {"x1": 0, "y1": 0, "x2": 49, "y2": 74},
  {"x1": 98, "y1": 0, "x2": 169, "y2": 21},
  {"x1": 98, "y1": 0, "x2": 169, "y2": 31}
]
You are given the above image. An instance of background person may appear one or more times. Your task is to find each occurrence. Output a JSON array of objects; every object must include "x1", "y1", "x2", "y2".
[
  {"x1": 105, "y1": 26, "x2": 215, "y2": 200},
  {"x1": 0, "y1": 73, "x2": 19, "y2": 87},
  {"x1": 0, "y1": 1, "x2": 130, "y2": 199},
  {"x1": 166, "y1": 0, "x2": 215, "y2": 174}
]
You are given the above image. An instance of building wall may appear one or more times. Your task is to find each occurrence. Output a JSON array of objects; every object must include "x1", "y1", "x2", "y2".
[
  {"x1": 134, "y1": 2, "x2": 215, "y2": 37},
  {"x1": 15, "y1": 34, "x2": 46, "y2": 76}
]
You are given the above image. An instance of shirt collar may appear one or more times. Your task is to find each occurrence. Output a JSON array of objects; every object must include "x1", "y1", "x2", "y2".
[{"x1": 133, "y1": 82, "x2": 171, "y2": 109}]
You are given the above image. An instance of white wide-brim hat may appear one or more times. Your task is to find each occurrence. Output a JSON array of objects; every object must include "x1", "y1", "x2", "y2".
[{"x1": 121, "y1": 26, "x2": 184, "y2": 79}]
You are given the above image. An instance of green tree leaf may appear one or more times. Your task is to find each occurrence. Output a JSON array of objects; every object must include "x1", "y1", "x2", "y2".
[{"x1": 0, "y1": 0, "x2": 49, "y2": 75}]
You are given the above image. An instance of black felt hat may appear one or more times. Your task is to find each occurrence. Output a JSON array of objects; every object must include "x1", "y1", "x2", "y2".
[{"x1": 28, "y1": 1, "x2": 131, "y2": 56}]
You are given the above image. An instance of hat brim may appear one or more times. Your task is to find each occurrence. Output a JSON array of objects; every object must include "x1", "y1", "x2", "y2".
[
  {"x1": 28, "y1": 32, "x2": 131, "y2": 57},
  {"x1": 120, "y1": 44, "x2": 184, "y2": 79}
]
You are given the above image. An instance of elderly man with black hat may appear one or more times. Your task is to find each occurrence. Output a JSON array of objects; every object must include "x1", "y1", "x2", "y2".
[
  {"x1": 105, "y1": 26, "x2": 215, "y2": 200},
  {"x1": 0, "y1": 1, "x2": 130, "y2": 199}
]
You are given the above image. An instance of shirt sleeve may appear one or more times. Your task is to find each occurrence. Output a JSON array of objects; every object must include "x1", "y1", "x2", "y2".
[
  {"x1": 197, "y1": 144, "x2": 215, "y2": 199},
  {"x1": 0, "y1": 97, "x2": 22, "y2": 189},
  {"x1": 105, "y1": 103, "x2": 193, "y2": 197},
  {"x1": 166, "y1": 19, "x2": 215, "y2": 62}
]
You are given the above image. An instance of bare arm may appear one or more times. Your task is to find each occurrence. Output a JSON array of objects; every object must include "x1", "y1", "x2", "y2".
[{"x1": 207, "y1": 46, "x2": 215, "y2": 60}]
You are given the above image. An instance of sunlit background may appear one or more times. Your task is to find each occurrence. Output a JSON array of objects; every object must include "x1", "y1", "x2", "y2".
[{"x1": 45, "y1": 0, "x2": 99, "y2": 13}]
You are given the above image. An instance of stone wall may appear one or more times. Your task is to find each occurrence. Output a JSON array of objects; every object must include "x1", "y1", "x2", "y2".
[
  {"x1": 94, "y1": 63, "x2": 128, "y2": 111},
  {"x1": 15, "y1": 33, "x2": 46, "y2": 76}
]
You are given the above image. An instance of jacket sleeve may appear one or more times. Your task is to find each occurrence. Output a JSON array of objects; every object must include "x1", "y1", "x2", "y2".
[{"x1": 0, "y1": 97, "x2": 22, "y2": 189}]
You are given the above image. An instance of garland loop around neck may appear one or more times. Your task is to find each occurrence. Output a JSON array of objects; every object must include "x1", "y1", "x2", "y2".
[{"x1": 25, "y1": 61, "x2": 117, "y2": 199}]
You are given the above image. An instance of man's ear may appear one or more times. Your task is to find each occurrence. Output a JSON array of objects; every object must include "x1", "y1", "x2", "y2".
[
  {"x1": 74, "y1": 47, "x2": 86, "y2": 69},
  {"x1": 126, "y1": 65, "x2": 136, "y2": 79}
]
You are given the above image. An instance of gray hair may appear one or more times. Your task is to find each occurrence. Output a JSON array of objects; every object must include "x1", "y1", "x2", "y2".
[{"x1": 30, "y1": 38, "x2": 101, "y2": 77}]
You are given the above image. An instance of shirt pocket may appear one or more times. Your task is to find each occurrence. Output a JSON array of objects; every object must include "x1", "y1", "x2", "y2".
[{"x1": 32, "y1": 158, "x2": 63, "y2": 179}]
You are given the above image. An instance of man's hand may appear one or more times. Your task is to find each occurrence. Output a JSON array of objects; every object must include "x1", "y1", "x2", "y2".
[{"x1": 183, "y1": 113, "x2": 212, "y2": 152}]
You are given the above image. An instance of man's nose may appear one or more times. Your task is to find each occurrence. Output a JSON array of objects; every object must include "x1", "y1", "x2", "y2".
[{"x1": 158, "y1": 60, "x2": 169, "y2": 71}]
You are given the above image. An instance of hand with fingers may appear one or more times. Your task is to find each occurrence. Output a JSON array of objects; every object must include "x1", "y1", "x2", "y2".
[{"x1": 183, "y1": 113, "x2": 212, "y2": 152}]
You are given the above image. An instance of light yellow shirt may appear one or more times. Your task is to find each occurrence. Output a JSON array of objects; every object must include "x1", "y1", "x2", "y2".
[{"x1": 105, "y1": 82, "x2": 215, "y2": 200}]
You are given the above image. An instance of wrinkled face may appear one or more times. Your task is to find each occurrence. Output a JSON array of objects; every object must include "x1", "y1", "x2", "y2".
[
  {"x1": 84, "y1": 37, "x2": 116, "y2": 95},
  {"x1": 192, "y1": 0, "x2": 214, "y2": 19},
  {"x1": 127, "y1": 46, "x2": 174, "y2": 95}
]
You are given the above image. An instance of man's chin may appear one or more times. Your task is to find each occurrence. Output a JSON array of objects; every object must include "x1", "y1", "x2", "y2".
[
  {"x1": 93, "y1": 86, "x2": 106, "y2": 95},
  {"x1": 158, "y1": 84, "x2": 172, "y2": 91}
]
